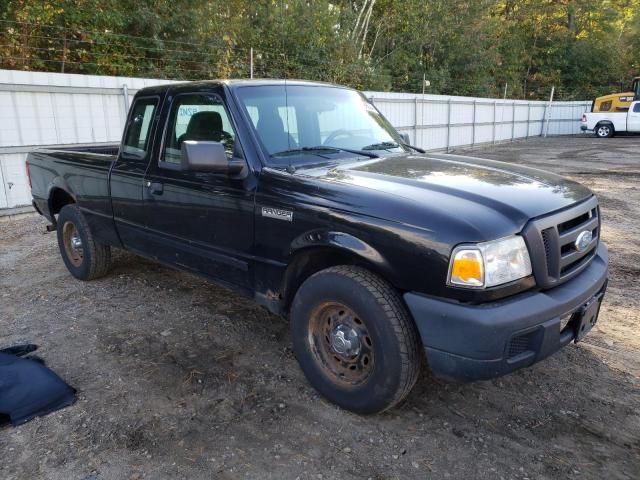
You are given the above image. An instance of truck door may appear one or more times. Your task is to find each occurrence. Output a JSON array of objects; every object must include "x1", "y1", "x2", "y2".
[
  {"x1": 110, "y1": 96, "x2": 159, "y2": 252},
  {"x1": 141, "y1": 89, "x2": 254, "y2": 290},
  {"x1": 628, "y1": 102, "x2": 640, "y2": 132}
]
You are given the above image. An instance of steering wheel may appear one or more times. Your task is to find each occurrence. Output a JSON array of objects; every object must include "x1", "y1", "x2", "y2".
[
  {"x1": 324, "y1": 129, "x2": 357, "y2": 145},
  {"x1": 219, "y1": 130, "x2": 234, "y2": 142}
]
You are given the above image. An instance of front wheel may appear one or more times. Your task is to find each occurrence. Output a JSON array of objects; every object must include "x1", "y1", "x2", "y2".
[
  {"x1": 290, "y1": 266, "x2": 421, "y2": 414},
  {"x1": 56, "y1": 204, "x2": 111, "y2": 280},
  {"x1": 595, "y1": 123, "x2": 614, "y2": 138}
]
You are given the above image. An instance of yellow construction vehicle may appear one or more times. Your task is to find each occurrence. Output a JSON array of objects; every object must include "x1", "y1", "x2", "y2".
[{"x1": 592, "y1": 77, "x2": 640, "y2": 112}]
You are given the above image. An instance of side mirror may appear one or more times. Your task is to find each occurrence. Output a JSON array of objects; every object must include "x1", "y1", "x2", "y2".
[
  {"x1": 181, "y1": 141, "x2": 244, "y2": 175},
  {"x1": 399, "y1": 133, "x2": 411, "y2": 145}
]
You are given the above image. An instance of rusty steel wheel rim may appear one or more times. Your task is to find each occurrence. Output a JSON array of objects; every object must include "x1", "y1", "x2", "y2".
[
  {"x1": 308, "y1": 302, "x2": 374, "y2": 386},
  {"x1": 62, "y1": 221, "x2": 84, "y2": 267}
]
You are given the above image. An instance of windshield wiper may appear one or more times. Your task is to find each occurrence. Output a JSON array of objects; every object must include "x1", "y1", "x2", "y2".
[
  {"x1": 272, "y1": 146, "x2": 379, "y2": 159},
  {"x1": 402, "y1": 143, "x2": 426, "y2": 153},
  {"x1": 361, "y1": 141, "x2": 401, "y2": 151},
  {"x1": 362, "y1": 140, "x2": 426, "y2": 154}
]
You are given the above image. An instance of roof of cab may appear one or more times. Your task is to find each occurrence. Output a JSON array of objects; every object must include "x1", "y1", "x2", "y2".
[{"x1": 135, "y1": 79, "x2": 349, "y2": 96}]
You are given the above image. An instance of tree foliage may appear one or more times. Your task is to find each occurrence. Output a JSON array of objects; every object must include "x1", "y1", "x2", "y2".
[{"x1": 0, "y1": 0, "x2": 638, "y2": 99}]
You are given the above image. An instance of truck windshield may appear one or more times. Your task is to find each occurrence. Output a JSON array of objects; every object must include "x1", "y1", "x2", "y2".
[{"x1": 234, "y1": 85, "x2": 407, "y2": 167}]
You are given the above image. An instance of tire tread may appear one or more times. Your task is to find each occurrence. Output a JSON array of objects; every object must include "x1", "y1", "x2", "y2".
[
  {"x1": 58, "y1": 204, "x2": 111, "y2": 280},
  {"x1": 309, "y1": 265, "x2": 421, "y2": 412}
]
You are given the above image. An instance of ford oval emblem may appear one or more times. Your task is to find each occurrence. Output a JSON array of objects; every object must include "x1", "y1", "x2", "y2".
[{"x1": 575, "y1": 230, "x2": 593, "y2": 252}]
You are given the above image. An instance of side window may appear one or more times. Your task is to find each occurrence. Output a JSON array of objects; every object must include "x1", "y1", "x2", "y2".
[
  {"x1": 162, "y1": 93, "x2": 236, "y2": 165},
  {"x1": 634, "y1": 103, "x2": 640, "y2": 113},
  {"x1": 122, "y1": 98, "x2": 158, "y2": 159}
]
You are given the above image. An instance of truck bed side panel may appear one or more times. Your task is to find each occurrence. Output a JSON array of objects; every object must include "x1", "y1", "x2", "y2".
[
  {"x1": 584, "y1": 112, "x2": 627, "y2": 131},
  {"x1": 28, "y1": 147, "x2": 122, "y2": 247}
]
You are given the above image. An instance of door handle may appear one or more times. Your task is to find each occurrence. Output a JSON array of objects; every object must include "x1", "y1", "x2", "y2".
[{"x1": 146, "y1": 181, "x2": 163, "y2": 195}]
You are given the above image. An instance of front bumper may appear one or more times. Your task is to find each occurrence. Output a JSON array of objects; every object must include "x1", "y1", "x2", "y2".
[{"x1": 404, "y1": 243, "x2": 608, "y2": 382}]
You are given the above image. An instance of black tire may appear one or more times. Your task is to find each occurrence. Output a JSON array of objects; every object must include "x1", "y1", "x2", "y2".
[
  {"x1": 290, "y1": 265, "x2": 421, "y2": 414},
  {"x1": 56, "y1": 204, "x2": 111, "y2": 280},
  {"x1": 595, "y1": 123, "x2": 614, "y2": 138}
]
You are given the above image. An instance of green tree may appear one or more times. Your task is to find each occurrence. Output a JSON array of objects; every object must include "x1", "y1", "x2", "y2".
[{"x1": 1, "y1": 0, "x2": 638, "y2": 99}]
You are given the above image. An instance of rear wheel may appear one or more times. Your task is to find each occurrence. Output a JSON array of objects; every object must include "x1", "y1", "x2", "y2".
[
  {"x1": 56, "y1": 204, "x2": 111, "y2": 280},
  {"x1": 595, "y1": 123, "x2": 614, "y2": 138},
  {"x1": 290, "y1": 265, "x2": 421, "y2": 414}
]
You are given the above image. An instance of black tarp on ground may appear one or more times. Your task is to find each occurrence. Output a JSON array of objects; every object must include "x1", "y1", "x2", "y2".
[{"x1": 0, "y1": 345, "x2": 76, "y2": 427}]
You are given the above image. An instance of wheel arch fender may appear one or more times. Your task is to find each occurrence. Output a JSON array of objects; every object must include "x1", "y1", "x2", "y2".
[
  {"x1": 47, "y1": 178, "x2": 77, "y2": 218},
  {"x1": 595, "y1": 120, "x2": 614, "y2": 134},
  {"x1": 281, "y1": 230, "x2": 394, "y2": 309}
]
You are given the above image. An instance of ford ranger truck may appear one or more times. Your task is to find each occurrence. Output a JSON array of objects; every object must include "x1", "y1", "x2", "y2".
[{"x1": 27, "y1": 80, "x2": 608, "y2": 414}]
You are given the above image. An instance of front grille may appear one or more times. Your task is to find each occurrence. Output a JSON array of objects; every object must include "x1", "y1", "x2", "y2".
[
  {"x1": 522, "y1": 196, "x2": 600, "y2": 289},
  {"x1": 541, "y1": 227, "x2": 554, "y2": 268},
  {"x1": 558, "y1": 212, "x2": 589, "y2": 233}
]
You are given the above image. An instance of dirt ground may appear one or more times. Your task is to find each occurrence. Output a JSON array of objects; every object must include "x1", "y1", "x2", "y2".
[{"x1": 1, "y1": 136, "x2": 639, "y2": 480}]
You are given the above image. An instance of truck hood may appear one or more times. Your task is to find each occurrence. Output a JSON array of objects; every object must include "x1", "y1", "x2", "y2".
[{"x1": 300, "y1": 152, "x2": 592, "y2": 224}]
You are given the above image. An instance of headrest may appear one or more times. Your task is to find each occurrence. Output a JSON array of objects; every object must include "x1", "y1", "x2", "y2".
[
  {"x1": 186, "y1": 111, "x2": 223, "y2": 136},
  {"x1": 257, "y1": 109, "x2": 288, "y2": 131}
]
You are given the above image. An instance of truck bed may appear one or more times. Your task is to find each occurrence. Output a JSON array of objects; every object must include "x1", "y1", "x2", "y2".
[
  {"x1": 582, "y1": 111, "x2": 628, "y2": 132},
  {"x1": 39, "y1": 143, "x2": 120, "y2": 156},
  {"x1": 27, "y1": 143, "x2": 120, "y2": 240}
]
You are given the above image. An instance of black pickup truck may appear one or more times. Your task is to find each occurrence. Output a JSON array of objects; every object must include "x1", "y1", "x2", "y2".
[{"x1": 27, "y1": 80, "x2": 608, "y2": 414}]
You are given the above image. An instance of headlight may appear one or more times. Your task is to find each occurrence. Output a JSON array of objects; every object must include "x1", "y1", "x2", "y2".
[{"x1": 448, "y1": 235, "x2": 532, "y2": 288}]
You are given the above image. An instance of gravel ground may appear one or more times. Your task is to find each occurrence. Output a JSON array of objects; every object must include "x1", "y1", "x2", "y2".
[{"x1": 1, "y1": 135, "x2": 639, "y2": 480}]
